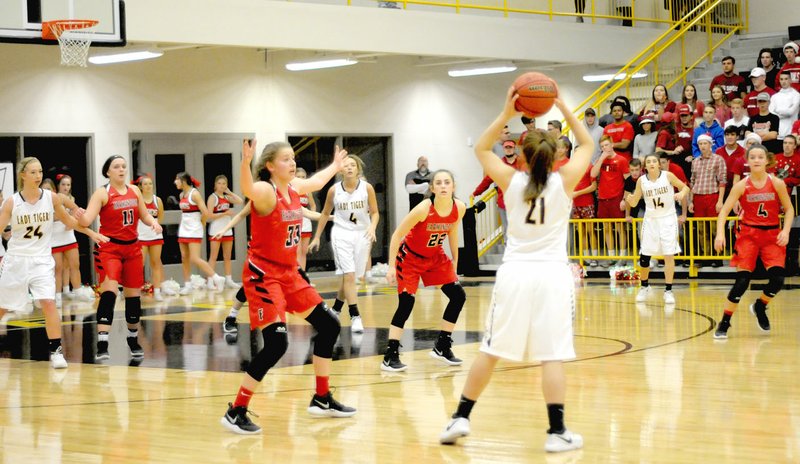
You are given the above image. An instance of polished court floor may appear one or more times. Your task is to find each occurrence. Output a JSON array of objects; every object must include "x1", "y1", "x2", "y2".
[{"x1": 0, "y1": 273, "x2": 798, "y2": 463}]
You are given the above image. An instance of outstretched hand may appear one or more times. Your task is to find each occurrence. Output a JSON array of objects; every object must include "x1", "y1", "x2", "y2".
[
  {"x1": 332, "y1": 145, "x2": 348, "y2": 171},
  {"x1": 242, "y1": 139, "x2": 256, "y2": 164}
]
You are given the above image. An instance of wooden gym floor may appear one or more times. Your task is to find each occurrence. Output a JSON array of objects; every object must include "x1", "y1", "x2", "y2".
[{"x1": 0, "y1": 274, "x2": 798, "y2": 463}]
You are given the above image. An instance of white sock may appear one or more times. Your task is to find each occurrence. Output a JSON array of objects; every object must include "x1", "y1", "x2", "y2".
[
  {"x1": 98, "y1": 333, "x2": 109, "y2": 342},
  {"x1": 225, "y1": 275, "x2": 233, "y2": 281},
  {"x1": 229, "y1": 308, "x2": 239, "y2": 318},
  {"x1": 620, "y1": 248, "x2": 628, "y2": 257},
  {"x1": 154, "y1": 288, "x2": 162, "y2": 297},
  {"x1": 63, "y1": 286, "x2": 70, "y2": 294},
  {"x1": 591, "y1": 249, "x2": 598, "y2": 256},
  {"x1": 609, "y1": 250, "x2": 617, "y2": 257},
  {"x1": 127, "y1": 329, "x2": 138, "y2": 338}
]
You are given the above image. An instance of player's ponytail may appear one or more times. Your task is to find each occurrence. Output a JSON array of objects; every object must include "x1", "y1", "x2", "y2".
[{"x1": 521, "y1": 130, "x2": 556, "y2": 204}]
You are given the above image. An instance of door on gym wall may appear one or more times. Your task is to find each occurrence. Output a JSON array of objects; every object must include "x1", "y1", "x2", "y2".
[{"x1": 131, "y1": 134, "x2": 250, "y2": 283}]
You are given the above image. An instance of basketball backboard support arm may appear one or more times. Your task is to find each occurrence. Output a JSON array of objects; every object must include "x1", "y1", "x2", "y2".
[{"x1": 0, "y1": 0, "x2": 126, "y2": 46}]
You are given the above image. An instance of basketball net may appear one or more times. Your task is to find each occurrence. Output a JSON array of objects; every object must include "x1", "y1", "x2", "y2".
[{"x1": 44, "y1": 20, "x2": 98, "y2": 67}]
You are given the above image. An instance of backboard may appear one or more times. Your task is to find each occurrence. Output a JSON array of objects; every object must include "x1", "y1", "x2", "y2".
[{"x1": 0, "y1": 0, "x2": 125, "y2": 46}]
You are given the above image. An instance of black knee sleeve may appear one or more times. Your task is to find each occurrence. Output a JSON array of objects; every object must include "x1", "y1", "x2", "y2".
[
  {"x1": 297, "y1": 267, "x2": 311, "y2": 285},
  {"x1": 764, "y1": 267, "x2": 785, "y2": 298},
  {"x1": 727, "y1": 271, "x2": 752, "y2": 304},
  {"x1": 639, "y1": 254, "x2": 651, "y2": 268},
  {"x1": 441, "y1": 282, "x2": 466, "y2": 324},
  {"x1": 96, "y1": 291, "x2": 117, "y2": 325},
  {"x1": 390, "y1": 292, "x2": 416, "y2": 328},
  {"x1": 235, "y1": 286, "x2": 246, "y2": 304},
  {"x1": 306, "y1": 303, "x2": 340, "y2": 359},
  {"x1": 245, "y1": 323, "x2": 288, "y2": 382},
  {"x1": 125, "y1": 296, "x2": 141, "y2": 325}
]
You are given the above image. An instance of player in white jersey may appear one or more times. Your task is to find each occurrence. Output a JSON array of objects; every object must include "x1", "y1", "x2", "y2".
[
  {"x1": 310, "y1": 155, "x2": 379, "y2": 333},
  {"x1": 0, "y1": 157, "x2": 107, "y2": 369},
  {"x1": 440, "y1": 91, "x2": 594, "y2": 453},
  {"x1": 206, "y1": 174, "x2": 243, "y2": 289},
  {"x1": 625, "y1": 154, "x2": 689, "y2": 305}
]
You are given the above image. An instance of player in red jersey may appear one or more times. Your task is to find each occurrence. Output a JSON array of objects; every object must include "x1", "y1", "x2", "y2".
[
  {"x1": 79, "y1": 155, "x2": 162, "y2": 361},
  {"x1": 221, "y1": 139, "x2": 354, "y2": 435},
  {"x1": 380, "y1": 170, "x2": 467, "y2": 372},
  {"x1": 712, "y1": 144, "x2": 794, "y2": 339}
]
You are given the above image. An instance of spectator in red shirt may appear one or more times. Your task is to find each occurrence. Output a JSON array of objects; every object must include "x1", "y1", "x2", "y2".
[
  {"x1": 716, "y1": 126, "x2": 746, "y2": 200},
  {"x1": 745, "y1": 67, "x2": 777, "y2": 117},
  {"x1": 603, "y1": 102, "x2": 635, "y2": 160},
  {"x1": 473, "y1": 139, "x2": 525, "y2": 236},
  {"x1": 590, "y1": 135, "x2": 630, "y2": 266},
  {"x1": 776, "y1": 42, "x2": 800, "y2": 93},
  {"x1": 709, "y1": 56, "x2": 747, "y2": 101},
  {"x1": 709, "y1": 85, "x2": 732, "y2": 125},
  {"x1": 638, "y1": 84, "x2": 676, "y2": 130},
  {"x1": 793, "y1": 118, "x2": 800, "y2": 137},
  {"x1": 571, "y1": 165, "x2": 598, "y2": 266},
  {"x1": 680, "y1": 83, "x2": 705, "y2": 117},
  {"x1": 772, "y1": 135, "x2": 800, "y2": 191}
]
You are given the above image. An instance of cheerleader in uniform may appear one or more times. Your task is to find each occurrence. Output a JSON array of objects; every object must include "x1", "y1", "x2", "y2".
[
  {"x1": 174, "y1": 172, "x2": 225, "y2": 294},
  {"x1": 206, "y1": 174, "x2": 243, "y2": 289},
  {"x1": 135, "y1": 174, "x2": 170, "y2": 301}
]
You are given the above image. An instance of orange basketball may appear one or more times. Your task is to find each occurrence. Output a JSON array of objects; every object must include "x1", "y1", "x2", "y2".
[{"x1": 513, "y1": 72, "x2": 558, "y2": 118}]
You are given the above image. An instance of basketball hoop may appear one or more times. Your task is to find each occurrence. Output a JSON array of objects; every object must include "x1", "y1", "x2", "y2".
[{"x1": 42, "y1": 19, "x2": 99, "y2": 67}]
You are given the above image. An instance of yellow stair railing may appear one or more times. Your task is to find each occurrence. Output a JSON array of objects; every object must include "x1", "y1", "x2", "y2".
[{"x1": 567, "y1": 0, "x2": 744, "y2": 123}]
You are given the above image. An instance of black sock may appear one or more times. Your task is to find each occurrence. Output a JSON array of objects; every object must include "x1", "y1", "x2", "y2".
[
  {"x1": 547, "y1": 404, "x2": 565, "y2": 434},
  {"x1": 755, "y1": 298, "x2": 767, "y2": 310},
  {"x1": 641, "y1": 279, "x2": 649, "y2": 288},
  {"x1": 437, "y1": 330, "x2": 452, "y2": 347},
  {"x1": 332, "y1": 299, "x2": 344, "y2": 313},
  {"x1": 48, "y1": 338, "x2": 61, "y2": 353},
  {"x1": 722, "y1": 312, "x2": 732, "y2": 324},
  {"x1": 348, "y1": 304, "x2": 360, "y2": 318},
  {"x1": 386, "y1": 339, "x2": 400, "y2": 355},
  {"x1": 665, "y1": 283, "x2": 673, "y2": 291},
  {"x1": 453, "y1": 395, "x2": 476, "y2": 419}
]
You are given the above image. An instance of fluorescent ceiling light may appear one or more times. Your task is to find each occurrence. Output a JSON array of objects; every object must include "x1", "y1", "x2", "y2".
[
  {"x1": 89, "y1": 49, "x2": 163, "y2": 65},
  {"x1": 448, "y1": 63, "x2": 517, "y2": 78},
  {"x1": 285, "y1": 58, "x2": 358, "y2": 71},
  {"x1": 582, "y1": 71, "x2": 648, "y2": 82}
]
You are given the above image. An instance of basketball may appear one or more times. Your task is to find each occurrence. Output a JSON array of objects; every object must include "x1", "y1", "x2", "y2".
[{"x1": 513, "y1": 72, "x2": 558, "y2": 117}]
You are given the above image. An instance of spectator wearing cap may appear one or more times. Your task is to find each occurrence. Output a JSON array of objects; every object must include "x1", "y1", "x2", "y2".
[
  {"x1": 776, "y1": 41, "x2": 800, "y2": 93},
  {"x1": 769, "y1": 71, "x2": 800, "y2": 141},
  {"x1": 756, "y1": 48, "x2": 779, "y2": 91},
  {"x1": 724, "y1": 98, "x2": 749, "y2": 146},
  {"x1": 716, "y1": 125, "x2": 746, "y2": 195},
  {"x1": 602, "y1": 101, "x2": 635, "y2": 160},
  {"x1": 579, "y1": 107, "x2": 604, "y2": 164},
  {"x1": 472, "y1": 139, "x2": 525, "y2": 235},
  {"x1": 732, "y1": 133, "x2": 762, "y2": 184},
  {"x1": 745, "y1": 67, "x2": 776, "y2": 117},
  {"x1": 632, "y1": 116, "x2": 657, "y2": 159},
  {"x1": 657, "y1": 106, "x2": 694, "y2": 177},
  {"x1": 517, "y1": 116, "x2": 536, "y2": 146},
  {"x1": 690, "y1": 133, "x2": 727, "y2": 266},
  {"x1": 691, "y1": 105, "x2": 725, "y2": 158},
  {"x1": 709, "y1": 56, "x2": 747, "y2": 101},
  {"x1": 746, "y1": 92, "x2": 781, "y2": 154}
]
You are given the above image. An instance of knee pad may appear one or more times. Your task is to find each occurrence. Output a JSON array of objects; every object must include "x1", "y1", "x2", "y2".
[
  {"x1": 639, "y1": 254, "x2": 651, "y2": 269},
  {"x1": 245, "y1": 323, "x2": 288, "y2": 382},
  {"x1": 726, "y1": 271, "x2": 752, "y2": 304},
  {"x1": 390, "y1": 292, "x2": 416, "y2": 329},
  {"x1": 764, "y1": 267, "x2": 785, "y2": 298},
  {"x1": 125, "y1": 297, "x2": 142, "y2": 325},
  {"x1": 235, "y1": 286, "x2": 247, "y2": 304},
  {"x1": 441, "y1": 283, "x2": 466, "y2": 324},
  {"x1": 306, "y1": 303, "x2": 340, "y2": 359},
  {"x1": 96, "y1": 291, "x2": 117, "y2": 325}
]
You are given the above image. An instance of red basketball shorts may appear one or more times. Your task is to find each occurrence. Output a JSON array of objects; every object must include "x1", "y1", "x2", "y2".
[
  {"x1": 730, "y1": 225, "x2": 785, "y2": 272},
  {"x1": 94, "y1": 241, "x2": 144, "y2": 288},
  {"x1": 396, "y1": 243, "x2": 457, "y2": 295}
]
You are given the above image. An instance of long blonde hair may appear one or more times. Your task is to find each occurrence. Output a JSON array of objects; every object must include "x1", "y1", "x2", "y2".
[
  {"x1": 16, "y1": 157, "x2": 40, "y2": 190},
  {"x1": 521, "y1": 130, "x2": 557, "y2": 203}
]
